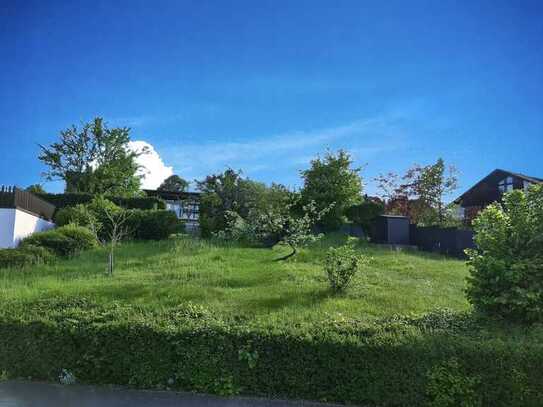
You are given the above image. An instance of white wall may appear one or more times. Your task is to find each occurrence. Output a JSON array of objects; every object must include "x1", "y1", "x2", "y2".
[
  {"x1": 0, "y1": 208, "x2": 55, "y2": 248},
  {"x1": 0, "y1": 209, "x2": 16, "y2": 248}
]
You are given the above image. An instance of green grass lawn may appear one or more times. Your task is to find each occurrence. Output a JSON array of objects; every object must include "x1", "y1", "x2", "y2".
[{"x1": 0, "y1": 234, "x2": 470, "y2": 324}]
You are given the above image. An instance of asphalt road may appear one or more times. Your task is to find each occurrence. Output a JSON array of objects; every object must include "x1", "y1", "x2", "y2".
[{"x1": 0, "y1": 381, "x2": 342, "y2": 407}]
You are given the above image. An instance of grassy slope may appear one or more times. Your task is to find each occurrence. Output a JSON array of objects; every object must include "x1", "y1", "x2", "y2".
[{"x1": 0, "y1": 234, "x2": 469, "y2": 324}]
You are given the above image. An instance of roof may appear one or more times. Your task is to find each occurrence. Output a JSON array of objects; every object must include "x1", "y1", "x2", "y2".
[
  {"x1": 143, "y1": 189, "x2": 201, "y2": 201},
  {"x1": 454, "y1": 169, "x2": 542, "y2": 204}
]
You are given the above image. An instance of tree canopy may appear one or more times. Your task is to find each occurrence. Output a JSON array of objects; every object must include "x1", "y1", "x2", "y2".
[
  {"x1": 300, "y1": 149, "x2": 363, "y2": 231},
  {"x1": 39, "y1": 118, "x2": 145, "y2": 196},
  {"x1": 158, "y1": 175, "x2": 189, "y2": 192}
]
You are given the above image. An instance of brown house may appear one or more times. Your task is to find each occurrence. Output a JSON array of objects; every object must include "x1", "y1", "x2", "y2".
[{"x1": 454, "y1": 169, "x2": 542, "y2": 223}]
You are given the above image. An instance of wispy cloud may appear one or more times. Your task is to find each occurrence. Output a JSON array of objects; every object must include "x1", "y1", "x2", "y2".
[{"x1": 160, "y1": 116, "x2": 407, "y2": 187}]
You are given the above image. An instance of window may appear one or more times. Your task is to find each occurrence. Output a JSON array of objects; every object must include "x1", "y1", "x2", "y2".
[{"x1": 498, "y1": 176, "x2": 514, "y2": 193}]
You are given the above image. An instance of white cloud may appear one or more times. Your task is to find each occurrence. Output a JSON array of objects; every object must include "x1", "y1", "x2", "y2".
[
  {"x1": 163, "y1": 117, "x2": 406, "y2": 185},
  {"x1": 128, "y1": 141, "x2": 173, "y2": 190}
]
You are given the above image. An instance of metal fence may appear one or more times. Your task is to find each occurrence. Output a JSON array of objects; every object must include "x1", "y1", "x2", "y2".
[
  {"x1": 0, "y1": 186, "x2": 56, "y2": 220},
  {"x1": 409, "y1": 224, "x2": 475, "y2": 258}
]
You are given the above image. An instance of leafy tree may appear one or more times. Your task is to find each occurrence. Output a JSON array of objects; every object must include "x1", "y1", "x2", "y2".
[
  {"x1": 373, "y1": 172, "x2": 401, "y2": 204},
  {"x1": 158, "y1": 175, "x2": 189, "y2": 192},
  {"x1": 345, "y1": 199, "x2": 384, "y2": 234},
  {"x1": 300, "y1": 150, "x2": 363, "y2": 231},
  {"x1": 466, "y1": 185, "x2": 543, "y2": 321},
  {"x1": 227, "y1": 198, "x2": 331, "y2": 260},
  {"x1": 26, "y1": 184, "x2": 45, "y2": 194},
  {"x1": 196, "y1": 169, "x2": 267, "y2": 237},
  {"x1": 401, "y1": 158, "x2": 458, "y2": 225},
  {"x1": 39, "y1": 117, "x2": 145, "y2": 196}
]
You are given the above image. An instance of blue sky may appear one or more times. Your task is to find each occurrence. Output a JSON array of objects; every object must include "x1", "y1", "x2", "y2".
[{"x1": 1, "y1": 0, "x2": 542, "y2": 198}]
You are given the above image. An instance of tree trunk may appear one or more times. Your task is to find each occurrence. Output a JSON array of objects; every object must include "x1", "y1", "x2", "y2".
[
  {"x1": 275, "y1": 245, "x2": 297, "y2": 261},
  {"x1": 108, "y1": 250, "x2": 114, "y2": 275}
]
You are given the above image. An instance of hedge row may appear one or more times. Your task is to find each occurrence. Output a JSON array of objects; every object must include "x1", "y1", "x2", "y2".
[
  {"x1": 0, "y1": 301, "x2": 541, "y2": 406},
  {"x1": 37, "y1": 193, "x2": 166, "y2": 211}
]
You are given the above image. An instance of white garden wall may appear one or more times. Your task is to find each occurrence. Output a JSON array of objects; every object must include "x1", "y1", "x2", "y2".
[
  {"x1": 0, "y1": 209, "x2": 16, "y2": 248},
  {"x1": 0, "y1": 208, "x2": 55, "y2": 248}
]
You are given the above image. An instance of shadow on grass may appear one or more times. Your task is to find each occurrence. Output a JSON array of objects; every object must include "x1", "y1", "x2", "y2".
[{"x1": 243, "y1": 287, "x2": 333, "y2": 312}]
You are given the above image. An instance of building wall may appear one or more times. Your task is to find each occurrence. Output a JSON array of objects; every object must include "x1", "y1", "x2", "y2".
[
  {"x1": 0, "y1": 208, "x2": 55, "y2": 248},
  {"x1": 0, "y1": 208, "x2": 16, "y2": 248}
]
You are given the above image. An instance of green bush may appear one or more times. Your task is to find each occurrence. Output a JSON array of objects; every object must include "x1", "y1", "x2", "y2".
[
  {"x1": 20, "y1": 225, "x2": 98, "y2": 257},
  {"x1": 324, "y1": 244, "x2": 366, "y2": 292},
  {"x1": 466, "y1": 185, "x2": 543, "y2": 321},
  {"x1": 345, "y1": 200, "x2": 384, "y2": 234},
  {"x1": 127, "y1": 210, "x2": 182, "y2": 240},
  {"x1": 0, "y1": 246, "x2": 54, "y2": 269},
  {"x1": 54, "y1": 204, "x2": 97, "y2": 228},
  {"x1": 0, "y1": 301, "x2": 541, "y2": 406}
]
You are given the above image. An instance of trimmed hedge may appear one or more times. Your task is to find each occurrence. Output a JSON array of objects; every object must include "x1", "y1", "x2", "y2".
[
  {"x1": 0, "y1": 245, "x2": 54, "y2": 269},
  {"x1": 38, "y1": 193, "x2": 166, "y2": 212},
  {"x1": 19, "y1": 225, "x2": 98, "y2": 257},
  {"x1": 126, "y1": 209, "x2": 183, "y2": 240},
  {"x1": 0, "y1": 301, "x2": 541, "y2": 406}
]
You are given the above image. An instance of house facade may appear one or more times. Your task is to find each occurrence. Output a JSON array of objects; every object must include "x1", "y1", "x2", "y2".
[
  {"x1": 454, "y1": 169, "x2": 542, "y2": 223},
  {"x1": 143, "y1": 189, "x2": 200, "y2": 233},
  {"x1": 0, "y1": 187, "x2": 56, "y2": 248}
]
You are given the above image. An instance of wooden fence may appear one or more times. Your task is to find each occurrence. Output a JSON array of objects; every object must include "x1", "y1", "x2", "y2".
[{"x1": 0, "y1": 186, "x2": 56, "y2": 220}]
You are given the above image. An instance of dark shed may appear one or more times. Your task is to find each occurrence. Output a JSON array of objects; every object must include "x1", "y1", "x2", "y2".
[{"x1": 372, "y1": 215, "x2": 410, "y2": 245}]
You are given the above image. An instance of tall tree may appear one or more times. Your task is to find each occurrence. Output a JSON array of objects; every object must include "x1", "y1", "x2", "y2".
[
  {"x1": 158, "y1": 175, "x2": 189, "y2": 192},
  {"x1": 196, "y1": 169, "x2": 266, "y2": 237},
  {"x1": 39, "y1": 117, "x2": 145, "y2": 196},
  {"x1": 402, "y1": 158, "x2": 459, "y2": 224},
  {"x1": 300, "y1": 149, "x2": 363, "y2": 230}
]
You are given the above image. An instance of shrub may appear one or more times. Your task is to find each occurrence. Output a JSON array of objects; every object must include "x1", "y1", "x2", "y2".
[
  {"x1": 324, "y1": 244, "x2": 366, "y2": 292},
  {"x1": 0, "y1": 246, "x2": 54, "y2": 269},
  {"x1": 127, "y1": 209, "x2": 182, "y2": 240},
  {"x1": 466, "y1": 185, "x2": 543, "y2": 321},
  {"x1": 54, "y1": 204, "x2": 97, "y2": 228},
  {"x1": 345, "y1": 200, "x2": 384, "y2": 234},
  {"x1": 20, "y1": 225, "x2": 98, "y2": 257}
]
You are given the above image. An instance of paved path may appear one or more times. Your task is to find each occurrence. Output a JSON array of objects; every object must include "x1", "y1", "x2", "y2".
[{"x1": 0, "y1": 381, "x2": 342, "y2": 407}]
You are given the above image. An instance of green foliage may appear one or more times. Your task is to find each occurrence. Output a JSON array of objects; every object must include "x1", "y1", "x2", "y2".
[
  {"x1": 426, "y1": 358, "x2": 482, "y2": 407},
  {"x1": 324, "y1": 243, "x2": 367, "y2": 292},
  {"x1": 127, "y1": 209, "x2": 182, "y2": 240},
  {"x1": 0, "y1": 300, "x2": 541, "y2": 407},
  {"x1": 39, "y1": 192, "x2": 165, "y2": 212},
  {"x1": 20, "y1": 225, "x2": 98, "y2": 257},
  {"x1": 219, "y1": 195, "x2": 332, "y2": 259},
  {"x1": 25, "y1": 184, "x2": 46, "y2": 194},
  {"x1": 158, "y1": 175, "x2": 189, "y2": 192},
  {"x1": 197, "y1": 169, "x2": 288, "y2": 238},
  {"x1": 345, "y1": 199, "x2": 384, "y2": 234},
  {"x1": 301, "y1": 149, "x2": 363, "y2": 231},
  {"x1": 402, "y1": 158, "x2": 459, "y2": 225},
  {"x1": 0, "y1": 245, "x2": 54, "y2": 269},
  {"x1": 55, "y1": 204, "x2": 97, "y2": 229},
  {"x1": 56, "y1": 196, "x2": 179, "y2": 241},
  {"x1": 38, "y1": 117, "x2": 144, "y2": 195},
  {"x1": 466, "y1": 185, "x2": 543, "y2": 321}
]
